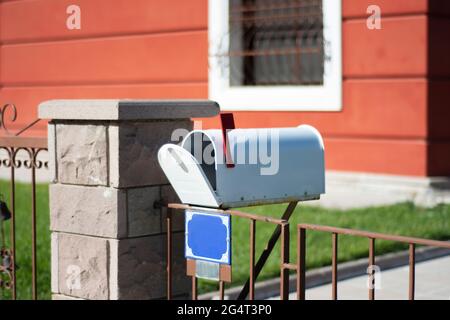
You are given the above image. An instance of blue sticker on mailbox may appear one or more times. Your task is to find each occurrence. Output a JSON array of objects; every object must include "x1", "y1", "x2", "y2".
[{"x1": 185, "y1": 210, "x2": 231, "y2": 265}]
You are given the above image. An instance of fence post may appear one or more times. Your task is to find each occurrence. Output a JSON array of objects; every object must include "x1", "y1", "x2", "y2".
[
  {"x1": 280, "y1": 222, "x2": 290, "y2": 300},
  {"x1": 39, "y1": 99, "x2": 219, "y2": 300},
  {"x1": 297, "y1": 226, "x2": 306, "y2": 300}
]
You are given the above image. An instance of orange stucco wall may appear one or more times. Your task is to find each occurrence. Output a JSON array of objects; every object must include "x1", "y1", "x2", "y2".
[{"x1": 0, "y1": 0, "x2": 449, "y2": 177}]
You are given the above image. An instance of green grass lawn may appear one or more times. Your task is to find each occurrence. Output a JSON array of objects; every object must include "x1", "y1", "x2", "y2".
[{"x1": 1, "y1": 180, "x2": 449, "y2": 299}]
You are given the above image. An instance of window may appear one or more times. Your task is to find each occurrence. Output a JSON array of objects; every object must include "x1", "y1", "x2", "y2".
[{"x1": 209, "y1": 0, "x2": 342, "y2": 111}]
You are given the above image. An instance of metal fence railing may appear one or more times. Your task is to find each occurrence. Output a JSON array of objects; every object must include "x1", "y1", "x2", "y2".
[
  {"x1": 296, "y1": 224, "x2": 450, "y2": 300},
  {"x1": 162, "y1": 202, "x2": 450, "y2": 300},
  {"x1": 0, "y1": 103, "x2": 48, "y2": 300}
]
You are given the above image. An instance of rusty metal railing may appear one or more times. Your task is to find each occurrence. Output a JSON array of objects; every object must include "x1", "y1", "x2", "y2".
[
  {"x1": 164, "y1": 202, "x2": 297, "y2": 300},
  {"x1": 296, "y1": 224, "x2": 450, "y2": 300},
  {"x1": 0, "y1": 103, "x2": 48, "y2": 300},
  {"x1": 162, "y1": 201, "x2": 450, "y2": 301}
]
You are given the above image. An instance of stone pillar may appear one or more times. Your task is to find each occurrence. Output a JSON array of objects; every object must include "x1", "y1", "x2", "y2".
[{"x1": 39, "y1": 100, "x2": 219, "y2": 300}]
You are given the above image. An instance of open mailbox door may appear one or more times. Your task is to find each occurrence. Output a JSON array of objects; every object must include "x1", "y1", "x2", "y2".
[{"x1": 158, "y1": 144, "x2": 221, "y2": 208}]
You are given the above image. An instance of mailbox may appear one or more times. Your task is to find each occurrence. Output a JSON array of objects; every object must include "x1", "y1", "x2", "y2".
[{"x1": 158, "y1": 125, "x2": 325, "y2": 209}]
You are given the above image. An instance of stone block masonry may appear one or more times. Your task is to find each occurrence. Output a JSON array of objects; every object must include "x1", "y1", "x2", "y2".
[{"x1": 40, "y1": 100, "x2": 219, "y2": 300}]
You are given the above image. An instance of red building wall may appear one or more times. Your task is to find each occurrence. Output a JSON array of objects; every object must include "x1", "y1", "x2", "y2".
[
  {"x1": 1, "y1": 0, "x2": 449, "y2": 177},
  {"x1": 0, "y1": 0, "x2": 209, "y2": 132}
]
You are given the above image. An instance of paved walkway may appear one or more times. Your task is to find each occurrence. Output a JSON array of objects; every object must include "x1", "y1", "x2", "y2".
[{"x1": 282, "y1": 255, "x2": 450, "y2": 300}]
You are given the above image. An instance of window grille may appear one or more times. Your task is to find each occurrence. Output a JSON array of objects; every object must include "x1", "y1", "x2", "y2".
[{"x1": 229, "y1": 0, "x2": 324, "y2": 86}]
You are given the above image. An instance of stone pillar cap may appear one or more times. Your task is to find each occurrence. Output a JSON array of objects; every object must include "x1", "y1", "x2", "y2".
[{"x1": 39, "y1": 99, "x2": 220, "y2": 120}]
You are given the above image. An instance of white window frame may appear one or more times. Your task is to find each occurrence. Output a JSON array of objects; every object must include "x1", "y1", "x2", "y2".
[{"x1": 208, "y1": 0, "x2": 342, "y2": 111}]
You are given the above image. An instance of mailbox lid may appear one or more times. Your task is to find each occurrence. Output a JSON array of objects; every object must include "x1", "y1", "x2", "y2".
[
  {"x1": 220, "y1": 125, "x2": 325, "y2": 206},
  {"x1": 157, "y1": 144, "x2": 221, "y2": 208}
]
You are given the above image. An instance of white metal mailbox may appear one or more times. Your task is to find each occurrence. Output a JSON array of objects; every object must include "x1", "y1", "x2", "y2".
[{"x1": 158, "y1": 125, "x2": 325, "y2": 209}]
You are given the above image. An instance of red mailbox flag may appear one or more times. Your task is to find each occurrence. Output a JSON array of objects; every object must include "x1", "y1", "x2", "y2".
[{"x1": 220, "y1": 113, "x2": 235, "y2": 168}]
